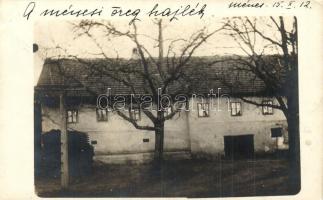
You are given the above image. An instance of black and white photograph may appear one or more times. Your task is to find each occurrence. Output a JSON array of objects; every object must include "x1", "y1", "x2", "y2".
[{"x1": 33, "y1": 16, "x2": 300, "y2": 197}]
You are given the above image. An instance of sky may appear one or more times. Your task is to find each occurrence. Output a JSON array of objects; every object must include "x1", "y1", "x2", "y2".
[{"x1": 33, "y1": 17, "x2": 294, "y2": 85}]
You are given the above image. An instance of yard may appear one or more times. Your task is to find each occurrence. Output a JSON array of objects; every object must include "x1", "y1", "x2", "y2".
[{"x1": 35, "y1": 158, "x2": 292, "y2": 197}]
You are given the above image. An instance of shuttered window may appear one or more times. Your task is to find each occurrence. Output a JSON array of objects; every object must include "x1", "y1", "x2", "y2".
[
  {"x1": 197, "y1": 103, "x2": 210, "y2": 117},
  {"x1": 129, "y1": 108, "x2": 141, "y2": 121},
  {"x1": 67, "y1": 109, "x2": 78, "y2": 123},
  {"x1": 96, "y1": 108, "x2": 108, "y2": 122},
  {"x1": 230, "y1": 102, "x2": 242, "y2": 116},
  {"x1": 262, "y1": 100, "x2": 273, "y2": 115}
]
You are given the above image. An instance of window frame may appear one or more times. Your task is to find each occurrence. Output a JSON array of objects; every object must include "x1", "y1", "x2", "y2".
[
  {"x1": 175, "y1": 101, "x2": 189, "y2": 117},
  {"x1": 262, "y1": 100, "x2": 274, "y2": 115},
  {"x1": 164, "y1": 106, "x2": 173, "y2": 117},
  {"x1": 230, "y1": 102, "x2": 242, "y2": 116},
  {"x1": 197, "y1": 103, "x2": 210, "y2": 118},
  {"x1": 271, "y1": 127, "x2": 283, "y2": 138},
  {"x1": 67, "y1": 109, "x2": 78, "y2": 123},
  {"x1": 175, "y1": 100, "x2": 189, "y2": 111},
  {"x1": 96, "y1": 108, "x2": 108, "y2": 122},
  {"x1": 129, "y1": 107, "x2": 141, "y2": 121}
]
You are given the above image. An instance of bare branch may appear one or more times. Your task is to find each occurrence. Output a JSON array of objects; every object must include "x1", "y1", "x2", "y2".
[
  {"x1": 239, "y1": 97, "x2": 283, "y2": 110},
  {"x1": 245, "y1": 18, "x2": 282, "y2": 47},
  {"x1": 116, "y1": 110, "x2": 155, "y2": 131}
]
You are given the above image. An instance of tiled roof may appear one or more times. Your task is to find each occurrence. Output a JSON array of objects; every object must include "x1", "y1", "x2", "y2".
[{"x1": 36, "y1": 56, "x2": 281, "y2": 97}]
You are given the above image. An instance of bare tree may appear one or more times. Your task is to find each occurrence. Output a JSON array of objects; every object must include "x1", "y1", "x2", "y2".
[
  {"x1": 46, "y1": 19, "x2": 224, "y2": 163},
  {"x1": 221, "y1": 16, "x2": 299, "y2": 192}
]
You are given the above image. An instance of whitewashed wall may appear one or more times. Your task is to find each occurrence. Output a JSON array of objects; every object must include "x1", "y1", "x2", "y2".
[
  {"x1": 41, "y1": 104, "x2": 190, "y2": 160},
  {"x1": 41, "y1": 96, "x2": 288, "y2": 163},
  {"x1": 188, "y1": 97, "x2": 288, "y2": 158}
]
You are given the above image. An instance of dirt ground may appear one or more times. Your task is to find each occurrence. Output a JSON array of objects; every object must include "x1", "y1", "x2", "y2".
[{"x1": 35, "y1": 158, "x2": 292, "y2": 197}]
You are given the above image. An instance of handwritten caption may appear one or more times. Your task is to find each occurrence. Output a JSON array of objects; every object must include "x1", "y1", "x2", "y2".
[
  {"x1": 23, "y1": 2, "x2": 207, "y2": 24},
  {"x1": 228, "y1": 0, "x2": 312, "y2": 9},
  {"x1": 23, "y1": 1, "x2": 312, "y2": 24}
]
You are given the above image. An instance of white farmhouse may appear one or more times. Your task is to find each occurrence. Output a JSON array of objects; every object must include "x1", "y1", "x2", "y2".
[{"x1": 35, "y1": 56, "x2": 288, "y2": 164}]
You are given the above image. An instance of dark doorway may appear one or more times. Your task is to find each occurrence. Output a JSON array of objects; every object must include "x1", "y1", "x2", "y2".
[{"x1": 224, "y1": 135, "x2": 254, "y2": 159}]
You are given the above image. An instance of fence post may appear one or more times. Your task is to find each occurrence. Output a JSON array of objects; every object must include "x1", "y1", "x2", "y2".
[{"x1": 60, "y1": 92, "x2": 69, "y2": 188}]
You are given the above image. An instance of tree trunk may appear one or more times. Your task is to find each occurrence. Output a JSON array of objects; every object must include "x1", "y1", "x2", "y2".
[
  {"x1": 285, "y1": 54, "x2": 300, "y2": 193},
  {"x1": 154, "y1": 122, "x2": 164, "y2": 162},
  {"x1": 285, "y1": 49, "x2": 300, "y2": 194},
  {"x1": 34, "y1": 92, "x2": 42, "y2": 177},
  {"x1": 287, "y1": 95, "x2": 301, "y2": 194},
  {"x1": 152, "y1": 120, "x2": 165, "y2": 178}
]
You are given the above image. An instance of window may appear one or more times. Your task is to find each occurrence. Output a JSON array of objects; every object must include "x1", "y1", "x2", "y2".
[
  {"x1": 129, "y1": 108, "x2": 141, "y2": 121},
  {"x1": 174, "y1": 101, "x2": 188, "y2": 117},
  {"x1": 67, "y1": 109, "x2": 78, "y2": 123},
  {"x1": 197, "y1": 103, "x2": 209, "y2": 117},
  {"x1": 271, "y1": 127, "x2": 282, "y2": 137},
  {"x1": 96, "y1": 108, "x2": 108, "y2": 122},
  {"x1": 262, "y1": 100, "x2": 273, "y2": 115},
  {"x1": 230, "y1": 102, "x2": 242, "y2": 116},
  {"x1": 175, "y1": 101, "x2": 188, "y2": 111},
  {"x1": 164, "y1": 107, "x2": 172, "y2": 117}
]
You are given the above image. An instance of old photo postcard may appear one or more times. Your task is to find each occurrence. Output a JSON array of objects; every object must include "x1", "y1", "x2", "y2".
[{"x1": 0, "y1": 0, "x2": 322, "y2": 199}]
